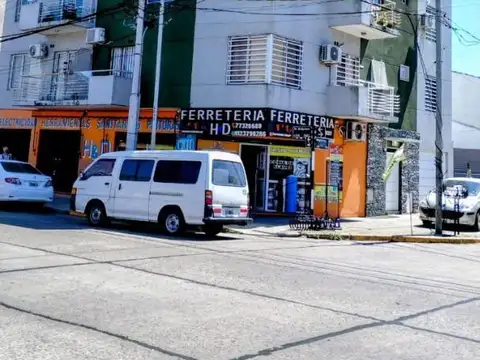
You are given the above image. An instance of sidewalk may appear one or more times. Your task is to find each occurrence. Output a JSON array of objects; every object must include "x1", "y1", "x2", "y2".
[{"x1": 229, "y1": 214, "x2": 480, "y2": 243}]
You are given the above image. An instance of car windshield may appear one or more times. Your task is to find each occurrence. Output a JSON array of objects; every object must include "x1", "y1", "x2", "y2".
[
  {"x1": 212, "y1": 160, "x2": 246, "y2": 187},
  {"x1": 0, "y1": 162, "x2": 42, "y2": 175},
  {"x1": 443, "y1": 179, "x2": 480, "y2": 196}
]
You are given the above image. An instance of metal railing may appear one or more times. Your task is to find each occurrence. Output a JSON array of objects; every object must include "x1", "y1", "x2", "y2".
[
  {"x1": 36, "y1": 0, "x2": 96, "y2": 27},
  {"x1": 370, "y1": 0, "x2": 402, "y2": 29},
  {"x1": 335, "y1": 58, "x2": 400, "y2": 118},
  {"x1": 13, "y1": 69, "x2": 132, "y2": 106}
]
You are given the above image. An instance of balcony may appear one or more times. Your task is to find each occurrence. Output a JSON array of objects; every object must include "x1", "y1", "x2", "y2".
[
  {"x1": 19, "y1": 0, "x2": 96, "y2": 34},
  {"x1": 329, "y1": 0, "x2": 401, "y2": 40},
  {"x1": 13, "y1": 70, "x2": 132, "y2": 107},
  {"x1": 326, "y1": 57, "x2": 399, "y2": 122}
]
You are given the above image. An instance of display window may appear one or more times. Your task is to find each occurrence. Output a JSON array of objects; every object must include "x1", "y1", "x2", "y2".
[{"x1": 266, "y1": 145, "x2": 311, "y2": 213}]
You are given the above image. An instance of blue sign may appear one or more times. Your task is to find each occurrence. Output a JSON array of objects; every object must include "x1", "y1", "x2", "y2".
[{"x1": 176, "y1": 134, "x2": 196, "y2": 150}]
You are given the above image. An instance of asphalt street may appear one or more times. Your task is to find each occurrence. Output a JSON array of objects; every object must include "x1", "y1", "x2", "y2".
[{"x1": 0, "y1": 209, "x2": 479, "y2": 360}]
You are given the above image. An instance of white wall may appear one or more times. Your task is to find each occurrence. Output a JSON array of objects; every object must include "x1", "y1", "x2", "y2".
[
  {"x1": 452, "y1": 71, "x2": 480, "y2": 149},
  {"x1": 190, "y1": 0, "x2": 360, "y2": 114},
  {"x1": 416, "y1": 0, "x2": 453, "y2": 198},
  {"x1": 0, "y1": 2, "x2": 92, "y2": 109}
]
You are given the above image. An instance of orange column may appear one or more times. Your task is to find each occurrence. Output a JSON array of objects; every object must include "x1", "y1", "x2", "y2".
[{"x1": 341, "y1": 141, "x2": 367, "y2": 217}]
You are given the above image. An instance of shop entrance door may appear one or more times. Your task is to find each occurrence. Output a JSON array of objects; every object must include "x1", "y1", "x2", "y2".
[
  {"x1": 37, "y1": 130, "x2": 81, "y2": 193},
  {"x1": 240, "y1": 144, "x2": 268, "y2": 211},
  {"x1": 0, "y1": 129, "x2": 31, "y2": 162}
]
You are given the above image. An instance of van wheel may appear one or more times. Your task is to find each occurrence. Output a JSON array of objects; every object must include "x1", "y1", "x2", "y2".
[
  {"x1": 204, "y1": 224, "x2": 223, "y2": 237},
  {"x1": 87, "y1": 201, "x2": 108, "y2": 227},
  {"x1": 159, "y1": 208, "x2": 185, "y2": 236}
]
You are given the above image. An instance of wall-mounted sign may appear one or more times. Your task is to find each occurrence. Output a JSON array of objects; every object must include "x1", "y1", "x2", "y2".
[
  {"x1": 0, "y1": 118, "x2": 35, "y2": 128},
  {"x1": 176, "y1": 134, "x2": 196, "y2": 150},
  {"x1": 147, "y1": 119, "x2": 178, "y2": 132},
  {"x1": 97, "y1": 119, "x2": 140, "y2": 130},
  {"x1": 179, "y1": 108, "x2": 335, "y2": 139},
  {"x1": 42, "y1": 118, "x2": 91, "y2": 129}
]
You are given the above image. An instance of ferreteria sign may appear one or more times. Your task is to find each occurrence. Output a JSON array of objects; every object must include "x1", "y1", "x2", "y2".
[{"x1": 179, "y1": 108, "x2": 335, "y2": 139}]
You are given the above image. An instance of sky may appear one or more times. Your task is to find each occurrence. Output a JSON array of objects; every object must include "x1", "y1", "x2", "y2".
[{"x1": 452, "y1": 0, "x2": 480, "y2": 76}]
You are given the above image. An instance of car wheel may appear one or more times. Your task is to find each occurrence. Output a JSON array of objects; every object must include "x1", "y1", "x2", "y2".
[
  {"x1": 473, "y1": 211, "x2": 480, "y2": 231},
  {"x1": 159, "y1": 208, "x2": 185, "y2": 236},
  {"x1": 204, "y1": 224, "x2": 223, "y2": 237},
  {"x1": 87, "y1": 202, "x2": 107, "y2": 227}
]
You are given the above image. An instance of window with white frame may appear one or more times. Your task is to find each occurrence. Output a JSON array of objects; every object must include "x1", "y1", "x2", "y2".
[
  {"x1": 7, "y1": 54, "x2": 30, "y2": 90},
  {"x1": 226, "y1": 34, "x2": 303, "y2": 89},
  {"x1": 14, "y1": 0, "x2": 21, "y2": 22},
  {"x1": 336, "y1": 54, "x2": 361, "y2": 86},
  {"x1": 110, "y1": 46, "x2": 135, "y2": 78},
  {"x1": 426, "y1": 6, "x2": 436, "y2": 42},
  {"x1": 425, "y1": 75, "x2": 437, "y2": 112}
]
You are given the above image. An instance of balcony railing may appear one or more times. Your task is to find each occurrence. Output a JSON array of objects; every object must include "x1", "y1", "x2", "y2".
[
  {"x1": 19, "y1": 0, "x2": 96, "y2": 32},
  {"x1": 334, "y1": 57, "x2": 400, "y2": 118},
  {"x1": 13, "y1": 70, "x2": 132, "y2": 106},
  {"x1": 39, "y1": 0, "x2": 95, "y2": 26},
  {"x1": 371, "y1": 0, "x2": 402, "y2": 30}
]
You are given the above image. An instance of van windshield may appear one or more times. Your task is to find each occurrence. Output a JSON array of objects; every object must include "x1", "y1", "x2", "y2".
[{"x1": 212, "y1": 160, "x2": 246, "y2": 187}]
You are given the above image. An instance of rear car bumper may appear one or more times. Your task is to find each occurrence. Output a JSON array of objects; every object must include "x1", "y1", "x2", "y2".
[
  {"x1": 0, "y1": 188, "x2": 53, "y2": 203},
  {"x1": 203, "y1": 217, "x2": 253, "y2": 226},
  {"x1": 419, "y1": 207, "x2": 476, "y2": 226}
]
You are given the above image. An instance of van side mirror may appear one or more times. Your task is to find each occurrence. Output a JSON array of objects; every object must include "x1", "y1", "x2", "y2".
[{"x1": 79, "y1": 171, "x2": 86, "y2": 180}]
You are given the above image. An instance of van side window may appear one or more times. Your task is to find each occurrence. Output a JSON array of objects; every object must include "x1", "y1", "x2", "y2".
[
  {"x1": 212, "y1": 160, "x2": 246, "y2": 187},
  {"x1": 119, "y1": 159, "x2": 155, "y2": 182},
  {"x1": 83, "y1": 159, "x2": 116, "y2": 179},
  {"x1": 154, "y1": 160, "x2": 201, "y2": 184}
]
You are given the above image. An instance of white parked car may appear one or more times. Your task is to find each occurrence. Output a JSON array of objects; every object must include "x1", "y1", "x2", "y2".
[
  {"x1": 419, "y1": 177, "x2": 480, "y2": 230},
  {"x1": 0, "y1": 160, "x2": 54, "y2": 205},
  {"x1": 71, "y1": 150, "x2": 252, "y2": 236}
]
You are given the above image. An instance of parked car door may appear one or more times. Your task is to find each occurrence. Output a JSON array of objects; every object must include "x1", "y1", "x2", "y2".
[
  {"x1": 112, "y1": 158, "x2": 155, "y2": 221},
  {"x1": 75, "y1": 158, "x2": 117, "y2": 214}
]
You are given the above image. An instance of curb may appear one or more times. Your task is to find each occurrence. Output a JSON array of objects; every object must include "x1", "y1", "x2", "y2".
[{"x1": 304, "y1": 233, "x2": 480, "y2": 244}]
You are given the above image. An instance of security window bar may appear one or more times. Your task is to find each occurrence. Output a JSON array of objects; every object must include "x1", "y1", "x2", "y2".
[
  {"x1": 271, "y1": 35, "x2": 303, "y2": 89},
  {"x1": 425, "y1": 75, "x2": 437, "y2": 113},
  {"x1": 336, "y1": 54, "x2": 361, "y2": 86},
  {"x1": 426, "y1": 6, "x2": 436, "y2": 42},
  {"x1": 111, "y1": 46, "x2": 135, "y2": 78},
  {"x1": 226, "y1": 34, "x2": 303, "y2": 89},
  {"x1": 8, "y1": 54, "x2": 30, "y2": 91}
]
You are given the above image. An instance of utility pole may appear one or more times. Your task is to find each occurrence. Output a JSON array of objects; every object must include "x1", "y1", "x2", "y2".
[
  {"x1": 150, "y1": 0, "x2": 165, "y2": 150},
  {"x1": 434, "y1": 0, "x2": 443, "y2": 235},
  {"x1": 126, "y1": 0, "x2": 146, "y2": 151}
]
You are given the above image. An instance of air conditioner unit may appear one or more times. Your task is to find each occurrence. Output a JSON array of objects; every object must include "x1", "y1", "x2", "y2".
[
  {"x1": 346, "y1": 121, "x2": 367, "y2": 142},
  {"x1": 420, "y1": 14, "x2": 435, "y2": 29},
  {"x1": 319, "y1": 44, "x2": 342, "y2": 65},
  {"x1": 86, "y1": 27, "x2": 105, "y2": 44},
  {"x1": 29, "y1": 44, "x2": 48, "y2": 59}
]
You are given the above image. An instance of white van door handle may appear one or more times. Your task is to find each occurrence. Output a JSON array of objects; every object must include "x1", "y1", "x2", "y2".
[{"x1": 118, "y1": 183, "x2": 122, "y2": 190}]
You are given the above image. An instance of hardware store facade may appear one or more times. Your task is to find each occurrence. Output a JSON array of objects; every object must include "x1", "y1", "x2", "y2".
[{"x1": 177, "y1": 108, "x2": 368, "y2": 218}]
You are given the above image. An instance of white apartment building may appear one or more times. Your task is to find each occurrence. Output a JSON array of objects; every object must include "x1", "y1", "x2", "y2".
[
  {"x1": 452, "y1": 71, "x2": 480, "y2": 177},
  {"x1": 0, "y1": 0, "x2": 131, "y2": 109},
  {"x1": 188, "y1": 0, "x2": 452, "y2": 216}
]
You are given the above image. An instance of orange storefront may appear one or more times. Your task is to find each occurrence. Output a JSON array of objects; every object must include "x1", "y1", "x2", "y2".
[
  {"x1": 182, "y1": 115, "x2": 368, "y2": 218},
  {"x1": 0, "y1": 108, "x2": 368, "y2": 217},
  {"x1": 0, "y1": 107, "x2": 178, "y2": 192}
]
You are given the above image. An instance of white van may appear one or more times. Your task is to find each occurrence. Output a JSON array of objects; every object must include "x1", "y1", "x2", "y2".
[{"x1": 71, "y1": 150, "x2": 252, "y2": 236}]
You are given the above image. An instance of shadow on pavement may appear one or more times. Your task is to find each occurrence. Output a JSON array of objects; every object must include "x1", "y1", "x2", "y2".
[{"x1": 0, "y1": 204, "x2": 242, "y2": 241}]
